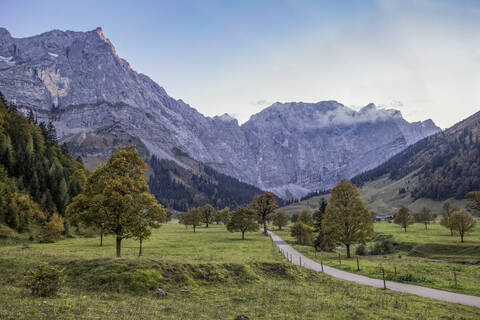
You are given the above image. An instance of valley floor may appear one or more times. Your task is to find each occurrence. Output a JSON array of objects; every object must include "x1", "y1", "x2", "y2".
[{"x1": 1, "y1": 223, "x2": 479, "y2": 319}]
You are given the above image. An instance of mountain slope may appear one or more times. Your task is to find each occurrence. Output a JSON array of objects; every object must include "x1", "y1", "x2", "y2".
[
  {"x1": 0, "y1": 27, "x2": 440, "y2": 198},
  {"x1": 352, "y1": 111, "x2": 480, "y2": 200},
  {"x1": 0, "y1": 92, "x2": 85, "y2": 233}
]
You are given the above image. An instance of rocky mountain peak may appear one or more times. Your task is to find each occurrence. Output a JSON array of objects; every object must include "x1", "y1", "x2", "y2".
[{"x1": 0, "y1": 28, "x2": 441, "y2": 199}]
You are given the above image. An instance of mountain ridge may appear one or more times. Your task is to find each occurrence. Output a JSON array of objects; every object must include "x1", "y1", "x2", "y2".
[{"x1": 0, "y1": 27, "x2": 440, "y2": 198}]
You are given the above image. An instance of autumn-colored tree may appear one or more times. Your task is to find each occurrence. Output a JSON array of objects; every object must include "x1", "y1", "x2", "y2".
[
  {"x1": 394, "y1": 206, "x2": 414, "y2": 232},
  {"x1": 41, "y1": 213, "x2": 65, "y2": 242},
  {"x1": 217, "y1": 207, "x2": 231, "y2": 225},
  {"x1": 297, "y1": 210, "x2": 313, "y2": 226},
  {"x1": 180, "y1": 208, "x2": 202, "y2": 232},
  {"x1": 250, "y1": 192, "x2": 278, "y2": 235},
  {"x1": 449, "y1": 210, "x2": 477, "y2": 242},
  {"x1": 416, "y1": 207, "x2": 435, "y2": 230},
  {"x1": 66, "y1": 193, "x2": 108, "y2": 246},
  {"x1": 226, "y1": 207, "x2": 259, "y2": 240},
  {"x1": 133, "y1": 193, "x2": 166, "y2": 256},
  {"x1": 291, "y1": 222, "x2": 314, "y2": 245},
  {"x1": 440, "y1": 201, "x2": 458, "y2": 236},
  {"x1": 322, "y1": 179, "x2": 373, "y2": 258},
  {"x1": 272, "y1": 211, "x2": 289, "y2": 230},
  {"x1": 200, "y1": 204, "x2": 215, "y2": 228},
  {"x1": 66, "y1": 147, "x2": 165, "y2": 257},
  {"x1": 466, "y1": 191, "x2": 480, "y2": 216}
]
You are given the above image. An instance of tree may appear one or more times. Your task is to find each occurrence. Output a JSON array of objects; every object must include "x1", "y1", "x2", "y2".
[
  {"x1": 41, "y1": 213, "x2": 65, "y2": 242},
  {"x1": 272, "y1": 211, "x2": 289, "y2": 230},
  {"x1": 449, "y1": 210, "x2": 477, "y2": 242},
  {"x1": 250, "y1": 192, "x2": 278, "y2": 235},
  {"x1": 440, "y1": 201, "x2": 458, "y2": 236},
  {"x1": 180, "y1": 208, "x2": 202, "y2": 232},
  {"x1": 466, "y1": 191, "x2": 480, "y2": 216},
  {"x1": 322, "y1": 179, "x2": 373, "y2": 258},
  {"x1": 134, "y1": 196, "x2": 166, "y2": 256},
  {"x1": 66, "y1": 147, "x2": 164, "y2": 257},
  {"x1": 297, "y1": 210, "x2": 313, "y2": 226},
  {"x1": 200, "y1": 204, "x2": 215, "y2": 228},
  {"x1": 416, "y1": 207, "x2": 435, "y2": 230},
  {"x1": 313, "y1": 198, "x2": 335, "y2": 251},
  {"x1": 291, "y1": 222, "x2": 314, "y2": 245},
  {"x1": 394, "y1": 206, "x2": 414, "y2": 232},
  {"x1": 217, "y1": 207, "x2": 231, "y2": 225},
  {"x1": 226, "y1": 207, "x2": 259, "y2": 240}
]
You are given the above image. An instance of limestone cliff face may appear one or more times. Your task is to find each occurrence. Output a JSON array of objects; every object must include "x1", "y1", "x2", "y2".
[{"x1": 0, "y1": 28, "x2": 440, "y2": 198}]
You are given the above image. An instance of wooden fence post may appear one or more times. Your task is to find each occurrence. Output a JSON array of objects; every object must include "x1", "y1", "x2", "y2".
[
  {"x1": 300, "y1": 256, "x2": 302, "y2": 266},
  {"x1": 321, "y1": 260, "x2": 324, "y2": 272},
  {"x1": 356, "y1": 256, "x2": 360, "y2": 271},
  {"x1": 382, "y1": 267, "x2": 386, "y2": 290},
  {"x1": 453, "y1": 267, "x2": 458, "y2": 288}
]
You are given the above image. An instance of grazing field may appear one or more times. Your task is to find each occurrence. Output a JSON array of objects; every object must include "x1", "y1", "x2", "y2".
[
  {"x1": 282, "y1": 174, "x2": 466, "y2": 216},
  {"x1": 276, "y1": 221, "x2": 480, "y2": 296},
  {"x1": 1, "y1": 223, "x2": 480, "y2": 319}
]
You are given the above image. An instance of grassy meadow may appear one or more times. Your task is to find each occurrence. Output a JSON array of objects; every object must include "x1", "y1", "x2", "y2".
[
  {"x1": 281, "y1": 173, "x2": 466, "y2": 216},
  {"x1": 1, "y1": 222, "x2": 480, "y2": 319},
  {"x1": 275, "y1": 220, "x2": 480, "y2": 296}
]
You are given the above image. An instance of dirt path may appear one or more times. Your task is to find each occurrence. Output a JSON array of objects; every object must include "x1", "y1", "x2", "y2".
[{"x1": 269, "y1": 231, "x2": 480, "y2": 308}]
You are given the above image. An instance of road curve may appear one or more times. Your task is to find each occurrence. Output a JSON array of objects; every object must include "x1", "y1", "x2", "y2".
[{"x1": 268, "y1": 231, "x2": 480, "y2": 308}]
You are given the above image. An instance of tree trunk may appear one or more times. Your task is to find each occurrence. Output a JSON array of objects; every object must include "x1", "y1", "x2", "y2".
[
  {"x1": 461, "y1": 232, "x2": 464, "y2": 243},
  {"x1": 193, "y1": 225, "x2": 196, "y2": 233},
  {"x1": 263, "y1": 218, "x2": 267, "y2": 235},
  {"x1": 100, "y1": 230, "x2": 104, "y2": 247},
  {"x1": 279, "y1": 225, "x2": 282, "y2": 231},
  {"x1": 139, "y1": 237, "x2": 143, "y2": 257},
  {"x1": 346, "y1": 245, "x2": 351, "y2": 258},
  {"x1": 404, "y1": 226, "x2": 407, "y2": 232},
  {"x1": 425, "y1": 223, "x2": 427, "y2": 230},
  {"x1": 206, "y1": 222, "x2": 209, "y2": 228},
  {"x1": 116, "y1": 236, "x2": 122, "y2": 258},
  {"x1": 450, "y1": 229, "x2": 453, "y2": 236},
  {"x1": 242, "y1": 231, "x2": 245, "y2": 240}
]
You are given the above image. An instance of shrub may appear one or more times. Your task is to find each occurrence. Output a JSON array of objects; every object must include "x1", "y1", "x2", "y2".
[
  {"x1": 355, "y1": 244, "x2": 367, "y2": 256},
  {"x1": 368, "y1": 233, "x2": 397, "y2": 255},
  {"x1": 25, "y1": 262, "x2": 64, "y2": 297}
]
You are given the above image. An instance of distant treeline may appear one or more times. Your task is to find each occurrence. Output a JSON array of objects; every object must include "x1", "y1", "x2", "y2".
[{"x1": 148, "y1": 155, "x2": 274, "y2": 211}]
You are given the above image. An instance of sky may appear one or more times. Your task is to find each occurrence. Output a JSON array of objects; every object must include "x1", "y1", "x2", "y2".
[{"x1": 1, "y1": 0, "x2": 479, "y2": 129}]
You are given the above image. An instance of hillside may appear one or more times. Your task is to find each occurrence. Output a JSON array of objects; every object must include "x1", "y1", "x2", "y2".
[
  {"x1": 352, "y1": 111, "x2": 480, "y2": 200},
  {"x1": 0, "y1": 91, "x2": 85, "y2": 234},
  {"x1": 148, "y1": 152, "x2": 269, "y2": 211},
  {"x1": 284, "y1": 111, "x2": 480, "y2": 215}
]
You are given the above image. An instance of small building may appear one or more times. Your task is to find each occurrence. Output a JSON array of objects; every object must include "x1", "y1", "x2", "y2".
[{"x1": 375, "y1": 215, "x2": 394, "y2": 222}]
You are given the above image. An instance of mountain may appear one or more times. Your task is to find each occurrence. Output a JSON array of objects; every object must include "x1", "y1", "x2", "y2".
[
  {"x1": 0, "y1": 27, "x2": 440, "y2": 199},
  {"x1": 352, "y1": 110, "x2": 480, "y2": 201}
]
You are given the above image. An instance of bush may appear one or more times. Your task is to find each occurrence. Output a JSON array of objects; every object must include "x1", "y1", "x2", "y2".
[
  {"x1": 368, "y1": 233, "x2": 397, "y2": 255},
  {"x1": 355, "y1": 244, "x2": 367, "y2": 256},
  {"x1": 25, "y1": 262, "x2": 64, "y2": 297}
]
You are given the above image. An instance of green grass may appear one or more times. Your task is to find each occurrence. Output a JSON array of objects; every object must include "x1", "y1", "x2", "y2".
[
  {"x1": 281, "y1": 173, "x2": 466, "y2": 216},
  {"x1": 1, "y1": 223, "x2": 480, "y2": 319},
  {"x1": 275, "y1": 221, "x2": 480, "y2": 296}
]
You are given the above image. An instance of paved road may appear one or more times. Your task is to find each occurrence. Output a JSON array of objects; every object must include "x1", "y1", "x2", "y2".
[{"x1": 269, "y1": 231, "x2": 480, "y2": 308}]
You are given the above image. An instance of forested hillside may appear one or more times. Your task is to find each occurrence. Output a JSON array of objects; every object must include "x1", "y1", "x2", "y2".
[
  {"x1": 0, "y1": 92, "x2": 85, "y2": 233},
  {"x1": 148, "y1": 155, "x2": 268, "y2": 211},
  {"x1": 352, "y1": 111, "x2": 480, "y2": 200}
]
